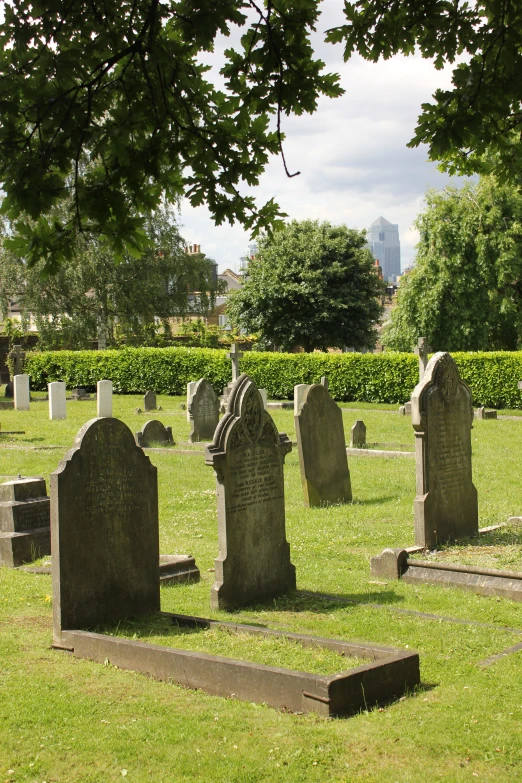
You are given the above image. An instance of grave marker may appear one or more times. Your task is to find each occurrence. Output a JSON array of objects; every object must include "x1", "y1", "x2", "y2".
[
  {"x1": 350, "y1": 420, "x2": 366, "y2": 449},
  {"x1": 135, "y1": 420, "x2": 174, "y2": 448},
  {"x1": 51, "y1": 417, "x2": 160, "y2": 640},
  {"x1": 412, "y1": 351, "x2": 478, "y2": 548},
  {"x1": 414, "y1": 337, "x2": 432, "y2": 382},
  {"x1": 295, "y1": 384, "x2": 352, "y2": 507},
  {"x1": 227, "y1": 343, "x2": 243, "y2": 382},
  {"x1": 144, "y1": 391, "x2": 157, "y2": 412},
  {"x1": 0, "y1": 477, "x2": 50, "y2": 567},
  {"x1": 206, "y1": 374, "x2": 295, "y2": 610},
  {"x1": 188, "y1": 379, "x2": 219, "y2": 442},
  {"x1": 6, "y1": 345, "x2": 25, "y2": 398},
  {"x1": 14, "y1": 374, "x2": 30, "y2": 411},
  {"x1": 48, "y1": 382, "x2": 66, "y2": 420},
  {"x1": 97, "y1": 380, "x2": 112, "y2": 417}
]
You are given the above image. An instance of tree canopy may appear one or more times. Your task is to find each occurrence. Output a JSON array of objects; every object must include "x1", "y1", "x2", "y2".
[
  {"x1": 227, "y1": 219, "x2": 384, "y2": 351},
  {"x1": 0, "y1": 1, "x2": 520, "y2": 265},
  {"x1": 383, "y1": 176, "x2": 522, "y2": 352},
  {"x1": 0, "y1": 207, "x2": 219, "y2": 349}
]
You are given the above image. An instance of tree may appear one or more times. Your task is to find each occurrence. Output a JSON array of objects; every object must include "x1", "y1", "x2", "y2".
[
  {"x1": 1, "y1": 2, "x2": 521, "y2": 265},
  {"x1": 226, "y1": 219, "x2": 384, "y2": 352},
  {"x1": 0, "y1": 207, "x2": 219, "y2": 349},
  {"x1": 383, "y1": 176, "x2": 522, "y2": 352}
]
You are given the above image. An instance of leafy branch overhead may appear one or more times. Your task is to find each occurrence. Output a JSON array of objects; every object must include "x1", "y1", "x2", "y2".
[{"x1": 0, "y1": 1, "x2": 519, "y2": 265}]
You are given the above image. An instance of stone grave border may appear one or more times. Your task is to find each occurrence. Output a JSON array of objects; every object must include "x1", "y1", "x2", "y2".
[
  {"x1": 371, "y1": 537, "x2": 522, "y2": 603},
  {"x1": 53, "y1": 611, "x2": 420, "y2": 716}
]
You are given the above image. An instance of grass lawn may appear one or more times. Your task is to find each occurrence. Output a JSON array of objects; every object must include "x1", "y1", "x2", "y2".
[{"x1": 1, "y1": 397, "x2": 521, "y2": 782}]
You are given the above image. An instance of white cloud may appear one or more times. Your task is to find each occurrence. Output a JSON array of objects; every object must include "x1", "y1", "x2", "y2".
[{"x1": 179, "y1": 1, "x2": 469, "y2": 272}]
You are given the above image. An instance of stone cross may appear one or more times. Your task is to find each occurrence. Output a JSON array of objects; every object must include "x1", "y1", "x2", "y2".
[
  {"x1": 8, "y1": 345, "x2": 25, "y2": 377},
  {"x1": 227, "y1": 343, "x2": 243, "y2": 382},
  {"x1": 414, "y1": 337, "x2": 432, "y2": 382}
]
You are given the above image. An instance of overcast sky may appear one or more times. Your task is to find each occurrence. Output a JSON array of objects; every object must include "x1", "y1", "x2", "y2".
[{"x1": 179, "y1": 0, "x2": 467, "y2": 274}]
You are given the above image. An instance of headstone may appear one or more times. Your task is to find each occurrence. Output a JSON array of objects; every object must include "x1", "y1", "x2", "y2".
[
  {"x1": 188, "y1": 379, "x2": 219, "y2": 442},
  {"x1": 474, "y1": 406, "x2": 497, "y2": 420},
  {"x1": 258, "y1": 388, "x2": 268, "y2": 410},
  {"x1": 414, "y1": 337, "x2": 432, "y2": 382},
  {"x1": 295, "y1": 384, "x2": 352, "y2": 507},
  {"x1": 51, "y1": 417, "x2": 160, "y2": 641},
  {"x1": 294, "y1": 384, "x2": 311, "y2": 415},
  {"x1": 48, "y1": 382, "x2": 66, "y2": 420},
  {"x1": 97, "y1": 380, "x2": 113, "y2": 418},
  {"x1": 227, "y1": 343, "x2": 243, "y2": 382},
  {"x1": 144, "y1": 390, "x2": 157, "y2": 412},
  {"x1": 135, "y1": 420, "x2": 174, "y2": 448},
  {"x1": 6, "y1": 344, "x2": 26, "y2": 398},
  {"x1": 320, "y1": 376, "x2": 329, "y2": 390},
  {"x1": 187, "y1": 381, "x2": 198, "y2": 422},
  {"x1": 412, "y1": 351, "x2": 478, "y2": 548},
  {"x1": 14, "y1": 374, "x2": 30, "y2": 411},
  {"x1": 399, "y1": 401, "x2": 412, "y2": 416},
  {"x1": 350, "y1": 420, "x2": 366, "y2": 449},
  {"x1": 205, "y1": 374, "x2": 295, "y2": 610},
  {"x1": 0, "y1": 477, "x2": 50, "y2": 567},
  {"x1": 70, "y1": 388, "x2": 90, "y2": 400}
]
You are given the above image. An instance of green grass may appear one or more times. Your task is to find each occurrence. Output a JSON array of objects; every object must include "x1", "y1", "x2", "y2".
[{"x1": 1, "y1": 396, "x2": 522, "y2": 782}]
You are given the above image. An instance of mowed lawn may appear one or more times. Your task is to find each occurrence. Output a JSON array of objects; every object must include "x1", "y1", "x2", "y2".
[{"x1": 1, "y1": 394, "x2": 521, "y2": 782}]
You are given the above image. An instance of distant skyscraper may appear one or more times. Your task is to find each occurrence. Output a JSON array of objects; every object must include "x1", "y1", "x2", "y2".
[{"x1": 366, "y1": 216, "x2": 401, "y2": 282}]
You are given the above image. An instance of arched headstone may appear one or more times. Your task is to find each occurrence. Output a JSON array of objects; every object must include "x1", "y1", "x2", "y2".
[
  {"x1": 188, "y1": 378, "x2": 219, "y2": 442},
  {"x1": 135, "y1": 420, "x2": 174, "y2": 448}
]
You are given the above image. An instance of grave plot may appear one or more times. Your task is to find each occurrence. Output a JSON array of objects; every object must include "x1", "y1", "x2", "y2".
[{"x1": 52, "y1": 408, "x2": 419, "y2": 717}]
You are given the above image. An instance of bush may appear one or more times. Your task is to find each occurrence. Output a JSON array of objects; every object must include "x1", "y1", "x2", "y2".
[{"x1": 22, "y1": 347, "x2": 522, "y2": 408}]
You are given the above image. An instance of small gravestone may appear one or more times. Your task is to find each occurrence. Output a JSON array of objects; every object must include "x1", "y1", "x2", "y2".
[
  {"x1": 350, "y1": 420, "x2": 366, "y2": 449},
  {"x1": 205, "y1": 374, "x2": 295, "y2": 610},
  {"x1": 51, "y1": 417, "x2": 160, "y2": 640},
  {"x1": 474, "y1": 406, "x2": 497, "y2": 420},
  {"x1": 0, "y1": 477, "x2": 50, "y2": 567},
  {"x1": 412, "y1": 352, "x2": 478, "y2": 548},
  {"x1": 135, "y1": 420, "x2": 174, "y2": 448},
  {"x1": 144, "y1": 391, "x2": 157, "y2": 412},
  {"x1": 97, "y1": 380, "x2": 112, "y2": 418},
  {"x1": 188, "y1": 378, "x2": 219, "y2": 442},
  {"x1": 70, "y1": 388, "x2": 90, "y2": 400},
  {"x1": 295, "y1": 384, "x2": 352, "y2": 506},
  {"x1": 14, "y1": 374, "x2": 30, "y2": 411},
  {"x1": 399, "y1": 401, "x2": 412, "y2": 416},
  {"x1": 49, "y1": 381, "x2": 66, "y2": 420}
]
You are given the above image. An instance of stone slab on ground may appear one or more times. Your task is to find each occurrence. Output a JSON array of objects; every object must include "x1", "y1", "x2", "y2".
[
  {"x1": 159, "y1": 555, "x2": 200, "y2": 584},
  {"x1": 346, "y1": 448, "x2": 414, "y2": 459}
]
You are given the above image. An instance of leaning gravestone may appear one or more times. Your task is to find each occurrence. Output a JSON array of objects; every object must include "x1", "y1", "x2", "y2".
[
  {"x1": 205, "y1": 374, "x2": 295, "y2": 610},
  {"x1": 144, "y1": 391, "x2": 157, "y2": 412},
  {"x1": 0, "y1": 477, "x2": 50, "y2": 567},
  {"x1": 188, "y1": 378, "x2": 219, "y2": 442},
  {"x1": 51, "y1": 417, "x2": 160, "y2": 640},
  {"x1": 295, "y1": 384, "x2": 352, "y2": 507},
  {"x1": 412, "y1": 351, "x2": 478, "y2": 548},
  {"x1": 135, "y1": 420, "x2": 174, "y2": 448}
]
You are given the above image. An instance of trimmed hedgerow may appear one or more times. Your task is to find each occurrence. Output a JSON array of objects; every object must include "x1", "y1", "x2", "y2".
[{"x1": 22, "y1": 347, "x2": 522, "y2": 407}]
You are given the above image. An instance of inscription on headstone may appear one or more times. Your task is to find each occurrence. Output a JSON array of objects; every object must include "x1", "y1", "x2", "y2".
[
  {"x1": 295, "y1": 384, "x2": 352, "y2": 507},
  {"x1": 188, "y1": 379, "x2": 219, "y2": 442},
  {"x1": 0, "y1": 477, "x2": 50, "y2": 567},
  {"x1": 206, "y1": 375, "x2": 295, "y2": 610},
  {"x1": 412, "y1": 352, "x2": 478, "y2": 548},
  {"x1": 51, "y1": 417, "x2": 160, "y2": 642}
]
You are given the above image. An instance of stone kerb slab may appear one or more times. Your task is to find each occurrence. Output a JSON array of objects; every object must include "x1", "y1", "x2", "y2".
[
  {"x1": 97, "y1": 380, "x2": 113, "y2": 418},
  {"x1": 0, "y1": 477, "x2": 50, "y2": 567},
  {"x1": 188, "y1": 378, "x2": 219, "y2": 443},
  {"x1": 295, "y1": 384, "x2": 352, "y2": 507},
  {"x1": 49, "y1": 382, "x2": 66, "y2": 420},
  {"x1": 135, "y1": 420, "x2": 174, "y2": 448},
  {"x1": 412, "y1": 352, "x2": 478, "y2": 548},
  {"x1": 205, "y1": 374, "x2": 296, "y2": 610},
  {"x1": 14, "y1": 374, "x2": 30, "y2": 411},
  {"x1": 51, "y1": 417, "x2": 160, "y2": 642}
]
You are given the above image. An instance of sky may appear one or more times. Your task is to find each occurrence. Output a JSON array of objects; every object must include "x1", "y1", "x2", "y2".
[{"x1": 178, "y1": 0, "x2": 467, "y2": 274}]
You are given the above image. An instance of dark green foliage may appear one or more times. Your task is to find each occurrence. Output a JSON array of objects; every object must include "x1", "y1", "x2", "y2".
[
  {"x1": 384, "y1": 177, "x2": 522, "y2": 352},
  {"x1": 227, "y1": 220, "x2": 384, "y2": 352}
]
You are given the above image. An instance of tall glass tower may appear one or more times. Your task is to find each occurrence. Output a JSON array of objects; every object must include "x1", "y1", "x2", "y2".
[{"x1": 366, "y1": 216, "x2": 401, "y2": 282}]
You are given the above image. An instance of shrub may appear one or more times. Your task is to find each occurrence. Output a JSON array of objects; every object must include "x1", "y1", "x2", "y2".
[{"x1": 23, "y1": 347, "x2": 522, "y2": 408}]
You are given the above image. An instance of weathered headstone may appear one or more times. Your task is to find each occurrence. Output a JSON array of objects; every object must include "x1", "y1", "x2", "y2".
[
  {"x1": 14, "y1": 374, "x2": 30, "y2": 411},
  {"x1": 414, "y1": 337, "x2": 432, "y2": 382},
  {"x1": 412, "y1": 351, "x2": 478, "y2": 548},
  {"x1": 6, "y1": 345, "x2": 26, "y2": 398},
  {"x1": 188, "y1": 379, "x2": 219, "y2": 442},
  {"x1": 321, "y1": 376, "x2": 329, "y2": 390},
  {"x1": 0, "y1": 477, "x2": 50, "y2": 567},
  {"x1": 144, "y1": 390, "x2": 157, "y2": 412},
  {"x1": 70, "y1": 388, "x2": 90, "y2": 400},
  {"x1": 205, "y1": 374, "x2": 295, "y2": 610},
  {"x1": 49, "y1": 382, "x2": 66, "y2": 420},
  {"x1": 135, "y1": 420, "x2": 174, "y2": 448},
  {"x1": 399, "y1": 401, "x2": 412, "y2": 416},
  {"x1": 97, "y1": 380, "x2": 112, "y2": 417},
  {"x1": 474, "y1": 406, "x2": 497, "y2": 420},
  {"x1": 294, "y1": 384, "x2": 311, "y2": 415},
  {"x1": 186, "y1": 381, "x2": 198, "y2": 421},
  {"x1": 295, "y1": 384, "x2": 352, "y2": 507},
  {"x1": 258, "y1": 388, "x2": 268, "y2": 410},
  {"x1": 350, "y1": 420, "x2": 366, "y2": 449},
  {"x1": 51, "y1": 417, "x2": 160, "y2": 641}
]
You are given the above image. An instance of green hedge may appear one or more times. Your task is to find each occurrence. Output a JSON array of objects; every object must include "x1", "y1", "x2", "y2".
[{"x1": 22, "y1": 347, "x2": 522, "y2": 407}]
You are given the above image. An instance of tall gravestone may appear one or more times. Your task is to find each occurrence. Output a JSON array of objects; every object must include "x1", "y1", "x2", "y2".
[
  {"x1": 144, "y1": 391, "x2": 157, "y2": 412},
  {"x1": 188, "y1": 378, "x2": 219, "y2": 442},
  {"x1": 220, "y1": 343, "x2": 244, "y2": 413},
  {"x1": 49, "y1": 382, "x2": 66, "y2": 420},
  {"x1": 6, "y1": 345, "x2": 25, "y2": 398},
  {"x1": 412, "y1": 351, "x2": 478, "y2": 548},
  {"x1": 51, "y1": 417, "x2": 160, "y2": 642},
  {"x1": 205, "y1": 374, "x2": 295, "y2": 610},
  {"x1": 97, "y1": 380, "x2": 113, "y2": 418},
  {"x1": 14, "y1": 374, "x2": 30, "y2": 411},
  {"x1": 295, "y1": 384, "x2": 352, "y2": 507}
]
